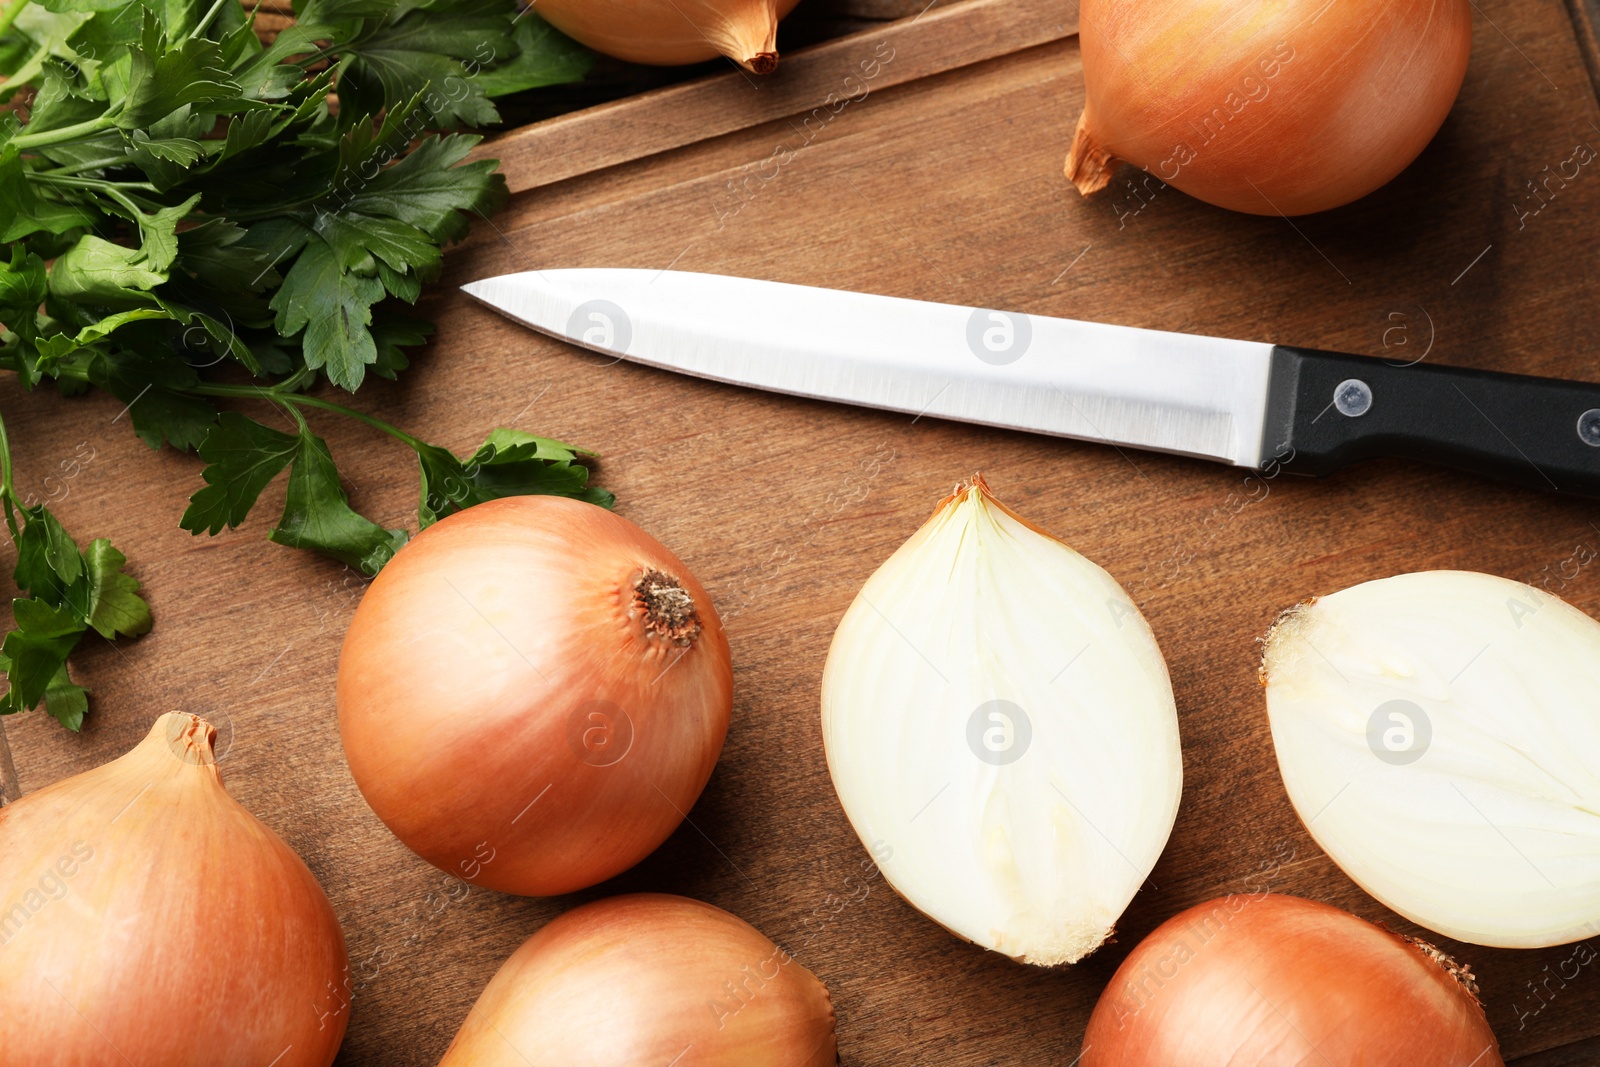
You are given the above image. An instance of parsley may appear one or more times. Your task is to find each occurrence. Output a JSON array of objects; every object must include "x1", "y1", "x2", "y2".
[
  {"x1": 0, "y1": 413, "x2": 151, "y2": 729},
  {"x1": 0, "y1": 0, "x2": 604, "y2": 727}
]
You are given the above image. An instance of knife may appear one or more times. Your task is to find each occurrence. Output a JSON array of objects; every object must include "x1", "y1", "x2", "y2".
[{"x1": 462, "y1": 269, "x2": 1600, "y2": 498}]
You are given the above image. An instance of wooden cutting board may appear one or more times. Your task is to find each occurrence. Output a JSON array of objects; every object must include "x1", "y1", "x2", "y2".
[{"x1": 6, "y1": 0, "x2": 1600, "y2": 1062}]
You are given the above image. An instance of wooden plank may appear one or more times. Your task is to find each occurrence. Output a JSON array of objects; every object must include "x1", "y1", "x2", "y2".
[
  {"x1": 467, "y1": 0, "x2": 1077, "y2": 193},
  {"x1": 365, "y1": 3, "x2": 1600, "y2": 1060},
  {"x1": 1569, "y1": 0, "x2": 1600, "y2": 98},
  {"x1": 4, "y1": 0, "x2": 1600, "y2": 1064},
  {"x1": 1515, "y1": 1036, "x2": 1600, "y2": 1066}
]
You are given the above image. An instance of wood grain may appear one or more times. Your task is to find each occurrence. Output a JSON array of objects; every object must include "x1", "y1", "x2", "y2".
[
  {"x1": 467, "y1": 0, "x2": 1077, "y2": 193},
  {"x1": 1570, "y1": 0, "x2": 1600, "y2": 100},
  {"x1": 1517, "y1": 1036, "x2": 1600, "y2": 1066},
  {"x1": 4, "y1": 0, "x2": 1600, "y2": 1064}
]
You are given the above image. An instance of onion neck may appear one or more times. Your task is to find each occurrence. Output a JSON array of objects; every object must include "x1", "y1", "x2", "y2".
[
  {"x1": 1065, "y1": 108, "x2": 1118, "y2": 195},
  {"x1": 633, "y1": 570, "x2": 703, "y2": 647},
  {"x1": 147, "y1": 712, "x2": 222, "y2": 772},
  {"x1": 713, "y1": 8, "x2": 780, "y2": 74},
  {"x1": 738, "y1": 50, "x2": 778, "y2": 74}
]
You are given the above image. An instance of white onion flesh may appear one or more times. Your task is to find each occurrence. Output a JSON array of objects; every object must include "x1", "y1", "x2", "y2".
[
  {"x1": 1263, "y1": 570, "x2": 1600, "y2": 948},
  {"x1": 821, "y1": 478, "x2": 1182, "y2": 964}
]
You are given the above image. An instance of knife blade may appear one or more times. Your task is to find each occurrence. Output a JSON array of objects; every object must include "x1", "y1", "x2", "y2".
[{"x1": 462, "y1": 268, "x2": 1600, "y2": 498}]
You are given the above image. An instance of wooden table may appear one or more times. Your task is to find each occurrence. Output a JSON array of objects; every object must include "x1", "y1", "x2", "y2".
[{"x1": 6, "y1": 0, "x2": 1600, "y2": 1062}]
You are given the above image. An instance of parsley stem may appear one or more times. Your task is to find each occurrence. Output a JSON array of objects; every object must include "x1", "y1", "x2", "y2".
[
  {"x1": 272, "y1": 365, "x2": 316, "y2": 394},
  {"x1": 29, "y1": 175, "x2": 159, "y2": 227},
  {"x1": 100, "y1": 185, "x2": 154, "y2": 222},
  {"x1": 0, "y1": 403, "x2": 19, "y2": 542},
  {"x1": 9, "y1": 111, "x2": 118, "y2": 151},
  {"x1": 281, "y1": 394, "x2": 429, "y2": 452},
  {"x1": 31, "y1": 174, "x2": 158, "y2": 194},
  {"x1": 190, "y1": 0, "x2": 231, "y2": 39},
  {"x1": 0, "y1": 359, "x2": 416, "y2": 454},
  {"x1": 282, "y1": 400, "x2": 311, "y2": 435},
  {"x1": 190, "y1": 383, "x2": 428, "y2": 451},
  {"x1": 19, "y1": 360, "x2": 87, "y2": 383},
  {"x1": 4, "y1": 43, "x2": 50, "y2": 89},
  {"x1": 0, "y1": 0, "x2": 30, "y2": 39},
  {"x1": 36, "y1": 156, "x2": 138, "y2": 177},
  {"x1": 0, "y1": 358, "x2": 419, "y2": 454}
]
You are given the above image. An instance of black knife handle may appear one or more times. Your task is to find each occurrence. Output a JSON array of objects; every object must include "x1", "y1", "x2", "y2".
[{"x1": 1263, "y1": 345, "x2": 1600, "y2": 498}]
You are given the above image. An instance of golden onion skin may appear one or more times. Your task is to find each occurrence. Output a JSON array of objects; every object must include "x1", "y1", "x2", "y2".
[
  {"x1": 0, "y1": 714, "x2": 349, "y2": 1067},
  {"x1": 439, "y1": 894, "x2": 837, "y2": 1066},
  {"x1": 1067, "y1": 0, "x2": 1472, "y2": 215},
  {"x1": 537, "y1": 0, "x2": 804, "y2": 72},
  {"x1": 337, "y1": 496, "x2": 733, "y2": 897},
  {"x1": 1082, "y1": 894, "x2": 1502, "y2": 1066}
]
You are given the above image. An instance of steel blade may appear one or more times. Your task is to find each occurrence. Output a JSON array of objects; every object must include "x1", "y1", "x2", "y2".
[{"x1": 461, "y1": 269, "x2": 1275, "y2": 467}]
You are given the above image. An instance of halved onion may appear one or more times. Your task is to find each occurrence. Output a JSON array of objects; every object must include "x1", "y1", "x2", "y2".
[{"x1": 1262, "y1": 570, "x2": 1600, "y2": 948}]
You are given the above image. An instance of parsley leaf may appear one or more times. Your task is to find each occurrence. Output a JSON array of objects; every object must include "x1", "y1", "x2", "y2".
[
  {"x1": 14, "y1": 504, "x2": 82, "y2": 592},
  {"x1": 183, "y1": 413, "x2": 407, "y2": 575},
  {"x1": 0, "y1": 505, "x2": 150, "y2": 728},
  {"x1": 471, "y1": 14, "x2": 595, "y2": 97},
  {"x1": 313, "y1": 211, "x2": 440, "y2": 278},
  {"x1": 418, "y1": 427, "x2": 613, "y2": 527},
  {"x1": 0, "y1": 598, "x2": 86, "y2": 718},
  {"x1": 46, "y1": 195, "x2": 199, "y2": 307},
  {"x1": 338, "y1": 133, "x2": 506, "y2": 245},
  {"x1": 181, "y1": 412, "x2": 301, "y2": 534},
  {"x1": 118, "y1": 13, "x2": 240, "y2": 129},
  {"x1": 40, "y1": 663, "x2": 90, "y2": 732},
  {"x1": 88, "y1": 350, "x2": 220, "y2": 452},
  {"x1": 0, "y1": 146, "x2": 96, "y2": 241},
  {"x1": 269, "y1": 428, "x2": 408, "y2": 573},
  {"x1": 335, "y1": 1, "x2": 510, "y2": 129},
  {"x1": 270, "y1": 235, "x2": 386, "y2": 391},
  {"x1": 80, "y1": 539, "x2": 154, "y2": 640}
]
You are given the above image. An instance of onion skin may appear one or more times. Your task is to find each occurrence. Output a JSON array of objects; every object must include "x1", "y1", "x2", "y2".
[
  {"x1": 438, "y1": 893, "x2": 837, "y2": 1066},
  {"x1": 1067, "y1": 0, "x2": 1472, "y2": 215},
  {"x1": 1081, "y1": 894, "x2": 1503, "y2": 1067},
  {"x1": 338, "y1": 496, "x2": 733, "y2": 896},
  {"x1": 536, "y1": 0, "x2": 804, "y2": 73},
  {"x1": 0, "y1": 714, "x2": 348, "y2": 1067}
]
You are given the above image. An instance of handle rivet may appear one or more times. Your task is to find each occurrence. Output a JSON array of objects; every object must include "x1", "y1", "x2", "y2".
[
  {"x1": 1334, "y1": 379, "x2": 1373, "y2": 418},
  {"x1": 1578, "y1": 409, "x2": 1600, "y2": 448}
]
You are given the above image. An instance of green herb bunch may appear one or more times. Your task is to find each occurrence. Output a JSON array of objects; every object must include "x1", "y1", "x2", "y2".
[{"x1": 0, "y1": 0, "x2": 602, "y2": 728}]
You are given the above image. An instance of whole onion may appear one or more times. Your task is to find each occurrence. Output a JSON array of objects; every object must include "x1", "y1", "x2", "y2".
[
  {"x1": 537, "y1": 0, "x2": 804, "y2": 73},
  {"x1": 0, "y1": 714, "x2": 349, "y2": 1066},
  {"x1": 439, "y1": 893, "x2": 837, "y2": 1065},
  {"x1": 1066, "y1": 0, "x2": 1472, "y2": 215},
  {"x1": 338, "y1": 496, "x2": 733, "y2": 896},
  {"x1": 1081, "y1": 894, "x2": 1503, "y2": 1066}
]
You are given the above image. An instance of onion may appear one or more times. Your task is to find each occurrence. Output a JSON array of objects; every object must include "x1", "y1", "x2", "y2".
[
  {"x1": 338, "y1": 496, "x2": 733, "y2": 896},
  {"x1": 0, "y1": 713, "x2": 348, "y2": 1066},
  {"x1": 1262, "y1": 570, "x2": 1600, "y2": 948},
  {"x1": 1066, "y1": 0, "x2": 1472, "y2": 215},
  {"x1": 438, "y1": 893, "x2": 837, "y2": 1065},
  {"x1": 535, "y1": 0, "x2": 803, "y2": 73},
  {"x1": 821, "y1": 476, "x2": 1181, "y2": 965},
  {"x1": 1081, "y1": 894, "x2": 1503, "y2": 1066}
]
